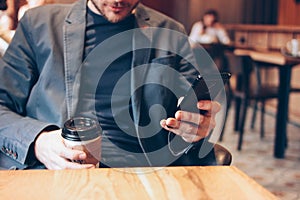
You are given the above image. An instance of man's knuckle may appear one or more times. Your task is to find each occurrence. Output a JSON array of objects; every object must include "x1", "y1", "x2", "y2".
[
  {"x1": 181, "y1": 112, "x2": 190, "y2": 121},
  {"x1": 184, "y1": 123, "x2": 194, "y2": 133},
  {"x1": 58, "y1": 149, "x2": 65, "y2": 157},
  {"x1": 210, "y1": 119, "x2": 216, "y2": 128},
  {"x1": 213, "y1": 102, "x2": 221, "y2": 112}
]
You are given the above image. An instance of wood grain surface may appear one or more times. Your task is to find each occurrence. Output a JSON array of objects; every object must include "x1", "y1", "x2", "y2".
[
  {"x1": 234, "y1": 49, "x2": 300, "y2": 66},
  {"x1": 0, "y1": 166, "x2": 277, "y2": 200}
]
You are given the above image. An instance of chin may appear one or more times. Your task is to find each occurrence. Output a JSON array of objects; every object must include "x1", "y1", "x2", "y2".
[{"x1": 106, "y1": 14, "x2": 128, "y2": 23}]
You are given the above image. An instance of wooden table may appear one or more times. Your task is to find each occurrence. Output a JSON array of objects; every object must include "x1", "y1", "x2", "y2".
[
  {"x1": 234, "y1": 49, "x2": 300, "y2": 158},
  {"x1": 0, "y1": 166, "x2": 277, "y2": 200}
]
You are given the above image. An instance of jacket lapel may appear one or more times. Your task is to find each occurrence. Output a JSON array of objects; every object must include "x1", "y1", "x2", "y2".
[
  {"x1": 63, "y1": 0, "x2": 87, "y2": 118},
  {"x1": 62, "y1": 2, "x2": 160, "y2": 129},
  {"x1": 130, "y1": 4, "x2": 154, "y2": 128}
]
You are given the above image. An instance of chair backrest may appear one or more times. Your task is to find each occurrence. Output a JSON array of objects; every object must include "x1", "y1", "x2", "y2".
[
  {"x1": 224, "y1": 51, "x2": 258, "y2": 96},
  {"x1": 214, "y1": 143, "x2": 232, "y2": 166},
  {"x1": 0, "y1": 0, "x2": 7, "y2": 10}
]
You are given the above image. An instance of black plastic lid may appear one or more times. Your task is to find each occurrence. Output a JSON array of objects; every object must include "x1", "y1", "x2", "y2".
[{"x1": 61, "y1": 117, "x2": 102, "y2": 142}]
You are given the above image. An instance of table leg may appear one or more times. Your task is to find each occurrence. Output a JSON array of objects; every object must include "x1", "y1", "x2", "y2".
[{"x1": 274, "y1": 66, "x2": 292, "y2": 158}]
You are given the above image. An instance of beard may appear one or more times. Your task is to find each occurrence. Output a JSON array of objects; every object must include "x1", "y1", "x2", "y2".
[{"x1": 90, "y1": 0, "x2": 140, "y2": 23}]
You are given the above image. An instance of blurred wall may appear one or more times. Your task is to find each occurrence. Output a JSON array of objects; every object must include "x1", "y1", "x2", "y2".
[
  {"x1": 141, "y1": 0, "x2": 245, "y2": 32},
  {"x1": 278, "y1": 0, "x2": 300, "y2": 25},
  {"x1": 141, "y1": 0, "x2": 278, "y2": 34},
  {"x1": 15, "y1": 0, "x2": 280, "y2": 31},
  {"x1": 183, "y1": 0, "x2": 245, "y2": 33}
]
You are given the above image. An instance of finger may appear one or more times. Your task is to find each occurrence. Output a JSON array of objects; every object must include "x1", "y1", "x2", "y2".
[
  {"x1": 161, "y1": 119, "x2": 210, "y2": 143},
  {"x1": 50, "y1": 149, "x2": 96, "y2": 170},
  {"x1": 50, "y1": 156, "x2": 95, "y2": 170},
  {"x1": 180, "y1": 132, "x2": 202, "y2": 143},
  {"x1": 176, "y1": 121, "x2": 198, "y2": 134},
  {"x1": 176, "y1": 120, "x2": 211, "y2": 139},
  {"x1": 162, "y1": 121, "x2": 203, "y2": 143},
  {"x1": 197, "y1": 114, "x2": 217, "y2": 136},
  {"x1": 161, "y1": 118, "x2": 198, "y2": 137},
  {"x1": 63, "y1": 161, "x2": 95, "y2": 170},
  {"x1": 160, "y1": 118, "x2": 180, "y2": 129},
  {"x1": 197, "y1": 101, "x2": 221, "y2": 114},
  {"x1": 161, "y1": 119, "x2": 175, "y2": 130},
  {"x1": 58, "y1": 145, "x2": 87, "y2": 161},
  {"x1": 35, "y1": 130, "x2": 96, "y2": 170},
  {"x1": 175, "y1": 110, "x2": 204, "y2": 125},
  {"x1": 177, "y1": 114, "x2": 216, "y2": 140}
]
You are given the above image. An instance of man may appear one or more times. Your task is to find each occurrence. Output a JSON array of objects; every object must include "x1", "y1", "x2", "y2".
[
  {"x1": 0, "y1": 0, "x2": 19, "y2": 30},
  {"x1": 0, "y1": 0, "x2": 221, "y2": 170}
]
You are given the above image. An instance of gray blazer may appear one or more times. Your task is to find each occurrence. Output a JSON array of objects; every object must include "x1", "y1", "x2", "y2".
[{"x1": 0, "y1": 0, "x2": 202, "y2": 168}]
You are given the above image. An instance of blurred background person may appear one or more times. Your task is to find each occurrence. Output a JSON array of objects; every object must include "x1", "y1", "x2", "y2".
[
  {"x1": 189, "y1": 9, "x2": 230, "y2": 45},
  {"x1": 18, "y1": 0, "x2": 49, "y2": 20},
  {"x1": 0, "y1": 0, "x2": 18, "y2": 31},
  {"x1": 0, "y1": 0, "x2": 17, "y2": 56}
]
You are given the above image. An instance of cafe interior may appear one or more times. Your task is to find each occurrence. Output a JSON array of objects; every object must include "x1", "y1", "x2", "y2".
[{"x1": 0, "y1": 0, "x2": 300, "y2": 199}]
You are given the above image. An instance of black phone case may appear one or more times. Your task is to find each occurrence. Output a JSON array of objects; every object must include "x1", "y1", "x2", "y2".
[{"x1": 178, "y1": 72, "x2": 231, "y2": 113}]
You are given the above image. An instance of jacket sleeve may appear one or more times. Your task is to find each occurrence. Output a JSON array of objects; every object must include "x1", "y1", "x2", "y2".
[{"x1": 0, "y1": 13, "x2": 58, "y2": 166}]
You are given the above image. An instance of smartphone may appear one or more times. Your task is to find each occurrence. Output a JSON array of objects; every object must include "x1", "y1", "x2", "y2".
[{"x1": 178, "y1": 72, "x2": 231, "y2": 113}]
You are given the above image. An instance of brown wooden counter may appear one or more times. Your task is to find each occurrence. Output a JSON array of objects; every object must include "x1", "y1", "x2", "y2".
[
  {"x1": 233, "y1": 49, "x2": 300, "y2": 158},
  {"x1": 0, "y1": 166, "x2": 278, "y2": 200}
]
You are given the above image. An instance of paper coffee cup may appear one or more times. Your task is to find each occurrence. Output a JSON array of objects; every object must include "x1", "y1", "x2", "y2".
[
  {"x1": 291, "y1": 39, "x2": 299, "y2": 57},
  {"x1": 61, "y1": 117, "x2": 102, "y2": 167}
]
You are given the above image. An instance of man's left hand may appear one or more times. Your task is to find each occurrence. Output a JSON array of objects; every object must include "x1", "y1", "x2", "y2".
[{"x1": 160, "y1": 100, "x2": 221, "y2": 143}]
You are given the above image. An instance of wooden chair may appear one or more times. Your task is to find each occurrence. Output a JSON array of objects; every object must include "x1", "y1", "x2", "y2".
[
  {"x1": 222, "y1": 52, "x2": 279, "y2": 150},
  {"x1": 214, "y1": 143, "x2": 232, "y2": 166}
]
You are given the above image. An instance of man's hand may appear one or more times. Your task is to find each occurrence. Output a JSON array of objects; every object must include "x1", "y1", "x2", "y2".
[
  {"x1": 160, "y1": 100, "x2": 221, "y2": 143},
  {"x1": 34, "y1": 129, "x2": 96, "y2": 170}
]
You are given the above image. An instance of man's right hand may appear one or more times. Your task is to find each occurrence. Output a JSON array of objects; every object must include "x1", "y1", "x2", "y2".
[{"x1": 34, "y1": 129, "x2": 95, "y2": 170}]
